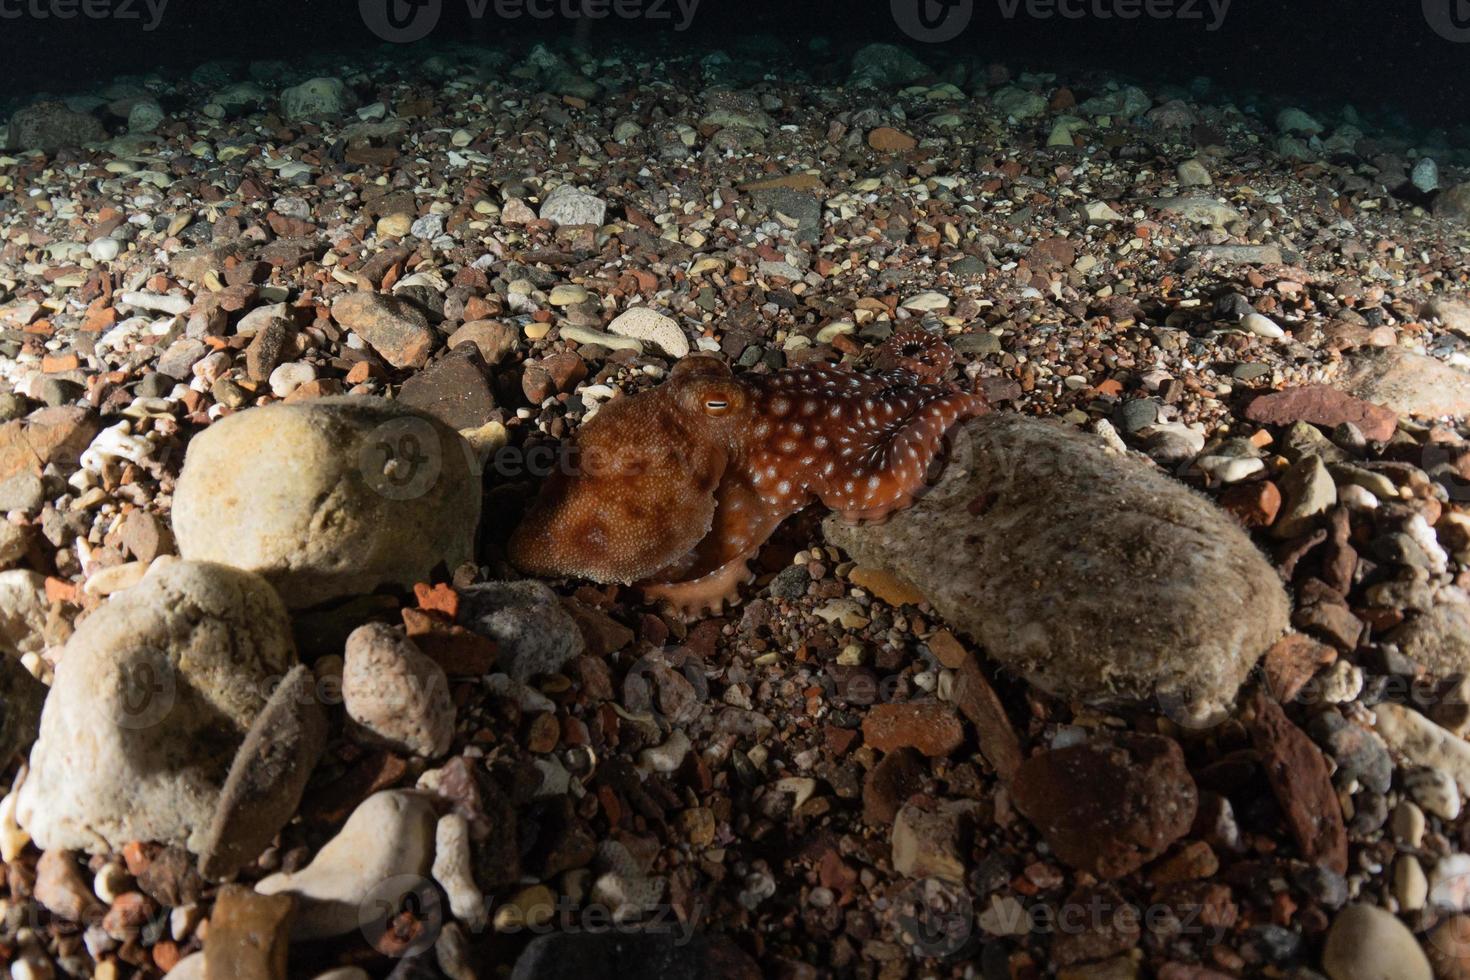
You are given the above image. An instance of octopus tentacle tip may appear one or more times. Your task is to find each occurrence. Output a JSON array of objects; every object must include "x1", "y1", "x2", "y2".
[{"x1": 508, "y1": 335, "x2": 985, "y2": 619}]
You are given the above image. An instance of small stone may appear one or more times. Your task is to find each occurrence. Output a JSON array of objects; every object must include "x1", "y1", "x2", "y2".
[
  {"x1": 1010, "y1": 734, "x2": 1197, "y2": 879},
  {"x1": 1245, "y1": 385, "x2": 1398, "y2": 442},
  {"x1": 204, "y1": 884, "x2": 293, "y2": 980},
  {"x1": 1177, "y1": 159, "x2": 1212, "y2": 186},
  {"x1": 376, "y1": 213, "x2": 414, "y2": 238},
  {"x1": 539, "y1": 185, "x2": 607, "y2": 227},
  {"x1": 447, "y1": 320, "x2": 518, "y2": 366},
  {"x1": 397, "y1": 345, "x2": 496, "y2": 430},
  {"x1": 607, "y1": 308, "x2": 689, "y2": 358},
  {"x1": 1242, "y1": 312, "x2": 1286, "y2": 339},
  {"x1": 1406, "y1": 766, "x2": 1461, "y2": 820},
  {"x1": 1274, "y1": 455, "x2": 1337, "y2": 538},
  {"x1": 862, "y1": 703, "x2": 964, "y2": 757},
  {"x1": 1395, "y1": 855, "x2": 1429, "y2": 913},
  {"x1": 280, "y1": 77, "x2": 351, "y2": 121},
  {"x1": 862, "y1": 746, "x2": 925, "y2": 825},
  {"x1": 332, "y1": 292, "x2": 436, "y2": 369},
  {"x1": 432, "y1": 813, "x2": 486, "y2": 933},
  {"x1": 256, "y1": 791, "x2": 436, "y2": 939},
  {"x1": 459, "y1": 581, "x2": 585, "y2": 682},
  {"x1": 868, "y1": 127, "x2": 916, "y2": 152},
  {"x1": 344, "y1": 623, "x2": 454, "y2": 758},
  {"x1": 245, "y1": 318, "x2": 293, "y2": 383},
  {"x1": 892, "y1": 799, "x2": 979, "y2": 883},
  {"x1": 35, "y1": 849, "x2": 105, "y2": 923},
  {"x1": 1321, "y1": 904, "x2": 1430, "y2": 980}
]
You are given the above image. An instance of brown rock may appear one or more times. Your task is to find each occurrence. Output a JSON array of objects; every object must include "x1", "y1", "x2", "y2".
[
  {"x1": 1011, "y1": 734, "x2": 1198, "y2": 879},
  {"x1": 1262, "y1": 633, "x2": 1337, "y2": 703},
  {"x1": 1335, "y1": 347, "x2": 1470, "y2": 418},
  {"x1": 331, "y1": 292, "x2": 435, "y2": 369},
  {"x1": 397, "y1": 344, "x2": 497, "y2": 429},
  {"x1": 34, "y1": 849, "x2": 104, "y2": 924},
  {"x1": 1218, "y1": 480, "x2": 1282, "y2": 528},
  {"x1": 868, "y1": 127, "x2": 917, "y2": 152},
  {"x1": 1051, "y1": 883, "x2": 1140, "y2": 966},
  {"x1": 0, "y1": 406, "x2": 100, "y2": 482},
  {"x1": 204, "y1": 884, "x2": 293, "y2": 980},
  {"x1": 116, "y1": 509, "x2": 175, "y2": 564},
  {"x1": 952, "y1": 658, "x2": 1023, "y2": 781},
  {"x1": 447, "y1": 320, "x2": 518, "y2": 366},
  {"x1": 863, "y1": 746, "x2": 926, "y2": 824},
  {"x1": 862, "y1": 703, "x2": 964, "y2": 757},
  {"x1": 1246, "y1": 689, "x2": 1348, "y2": 874},
  {"x1": 1244, "y1": 385, "x2": 1398, "y2": 442},
  {"x1": 244, "y1": 317, "x2": 294, "y2": 383}
]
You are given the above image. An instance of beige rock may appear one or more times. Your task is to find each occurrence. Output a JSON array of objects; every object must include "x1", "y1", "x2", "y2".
[
  {"x1": 172, "y1": 397, "x2": 480, "y2": 609},
  {"x1": 607, "y1": 308, "x2": 689, "y2": 358},
  {"x1": 1321, "y1": 904, "x2": 1430, "y2": 980},
  {"x1": 1335, "y1": 347, "x2": 1470, "y2": 418},
  {"x1": 1373, "y1": 703, "x2": 1470, "y2": 796}
]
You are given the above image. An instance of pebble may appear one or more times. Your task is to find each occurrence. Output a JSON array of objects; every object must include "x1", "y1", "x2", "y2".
[
  {"x1": 344, "y1": 623, "x2": 455, "y2": 758},
  {"x1": 1321, "y1": 904, "x2": 1430, "y2": 980},
  {"x1": 607, "y1": 308, "x2": 690, "y2": 358},
  {"x1": 256, "y1": 791, "x2": 436, "y2": 939}
]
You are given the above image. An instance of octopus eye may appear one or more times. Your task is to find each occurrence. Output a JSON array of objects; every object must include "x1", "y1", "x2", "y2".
[{"x1": 703, "y1": 399, "x2": 730, "y2": 415}]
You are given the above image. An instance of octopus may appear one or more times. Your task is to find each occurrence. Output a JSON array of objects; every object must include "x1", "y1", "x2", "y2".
[{"x1": 508, "y1": 330, "x2": 987, "y2": 616}]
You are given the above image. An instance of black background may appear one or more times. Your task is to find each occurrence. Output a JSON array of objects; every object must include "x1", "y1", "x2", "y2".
[{"x1": 0, "y1": 0, "x2": 1465, "y2": 130}]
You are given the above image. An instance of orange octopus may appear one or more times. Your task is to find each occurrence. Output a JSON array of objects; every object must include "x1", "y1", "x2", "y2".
[{"x1": 508, "y1": 330, "x2": 987, "y2": 616}]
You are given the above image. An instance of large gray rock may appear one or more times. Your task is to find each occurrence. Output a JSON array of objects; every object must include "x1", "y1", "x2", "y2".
[
  {"x1": 825, "y1": 415, "x2": 1290, "y2": 724},
  {"x1": 1333, "y1": 347, "x2": 1470, "y2": 419},
  {"x1": 5, "y1": 101, "x2": 105, "y2": 152},
  {"x1": 279, "y1": 77, "x2": 353, "y2": 122},
  {"x1": 16, "y1": 560, "x2": 297, "y2": 854},
  {"x1": 172, "y1": 397, "x2": 481, "y2": 609}
]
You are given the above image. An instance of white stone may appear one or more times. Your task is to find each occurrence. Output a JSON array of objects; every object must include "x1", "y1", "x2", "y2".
[
  {"x1": 256, "y1": 791, "x2": 436, "y2": 939},
  {"x1": 1407, "y1": 766, "x2": 1462, "y2": 820},
  {"x1": 901, "y1": 291, "x2": 950, "y2": 312},
  {"x1": 268, "y1": 361, "x2": 316, "y2": 399},
  {"x1": 539, "y1": 184, "x2": 607, "y2": 227},
  {"x1": 0, "y1": 570, "x2": 47, "y2": 657},
  {"x1": 87, "y1": 238, "x2": 120, "y2": 262},
  {"x1": 16, "y1": 560, "x2": 296, "y2": 854},
  {"x1": 432, "y1": 813, "x2": 485, "y2": 932},
  {"x1": 1242, "y1": 312, "x2": 1285, "y2": 339},
  {"x1": 607, "y1": 308, "x2": 689, "y2": 358}
]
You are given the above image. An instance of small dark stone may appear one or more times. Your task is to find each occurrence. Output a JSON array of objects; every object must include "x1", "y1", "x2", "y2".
[{"x1": 397, "y1": 343, "x2": 497, "y2": 429}]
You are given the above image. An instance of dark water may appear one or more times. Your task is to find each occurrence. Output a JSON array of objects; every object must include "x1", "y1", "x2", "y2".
[{"x1": 0, "y1": 0, "x2": 1466, "y2": 131}]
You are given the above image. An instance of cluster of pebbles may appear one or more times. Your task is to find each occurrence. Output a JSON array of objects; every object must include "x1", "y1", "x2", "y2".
[{"x1": 0, "y1": 32, "x2": 1468, "y2": 980}]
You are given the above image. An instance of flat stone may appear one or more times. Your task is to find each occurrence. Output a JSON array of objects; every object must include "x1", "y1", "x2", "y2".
[
  {"x1": 1247, "y1": 690, "x2": 1348, "y2": 874},
  {"x1": 606, "y1": 308, "x2": 689, "y2": 358},
  {"x1": 862, "y1": 703, "x2": 964, "y2": 757},
  {"x1": 825, "y1": 415, "x2": 1289, "y2": 723},
  {"x1": 539, "y1": 185, "x2": 607, "y2": 227},
  {"x1": 1244, "y1": 385, "x2": 1398, "y2": 442},
  {"x1": 199, "y1": 664, "x2": 328, "y2": 881}
]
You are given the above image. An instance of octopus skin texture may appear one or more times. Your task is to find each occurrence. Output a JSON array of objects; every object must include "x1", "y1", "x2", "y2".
[{"x1": 508, "y1": 330, "x2": 988, "y2": 617}]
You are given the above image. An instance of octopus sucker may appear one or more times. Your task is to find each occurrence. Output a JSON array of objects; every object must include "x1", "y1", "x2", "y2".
[{"x1": 509, "y1": 329, "x2": 988, "y2": 617}]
